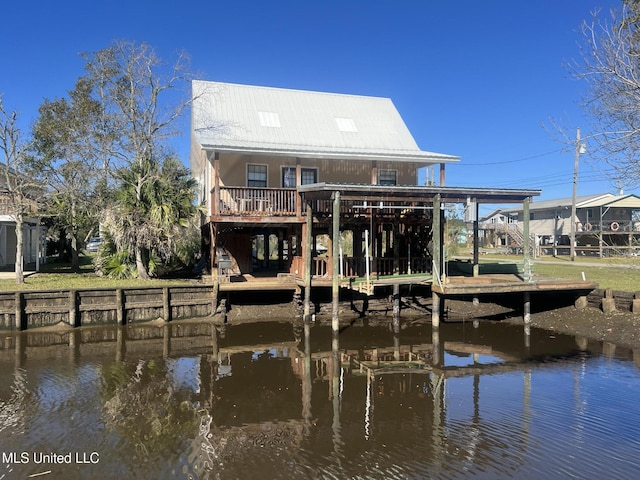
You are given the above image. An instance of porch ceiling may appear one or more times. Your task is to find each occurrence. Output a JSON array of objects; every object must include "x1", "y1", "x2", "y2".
[{"x1": 297, "y1": 183, "x2": 540, "y2": 204}]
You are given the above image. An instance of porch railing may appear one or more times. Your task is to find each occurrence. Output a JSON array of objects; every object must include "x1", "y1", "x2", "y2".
[
  {"x1": 578, "y1": 220, "x2": 640, "y2": 232},
  {"x1": 216, "y1": 187, "x2": 298, "y2": 216},
  {"x1": 291, "y1": 256, "x2": 431, "y2": 280},
  {"x1": 214, "y1": 187, "x2": 373, "y2": 217}
]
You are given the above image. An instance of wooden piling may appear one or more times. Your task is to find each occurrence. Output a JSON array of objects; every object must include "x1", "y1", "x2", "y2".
[
  {"x1": 163, "y1": 287, "x2": 171, "y2": 322},
  {"x1": 602, "y1": 288, "x2": 616, "y2": 313},
  {"x1": 14, "y1": 292, "x2": 24, "y2": 331},
  {"x1": 304, "y1": 202, "x2": 313, "y2": 322},
  {"x1": 332, "y1": 191, "x2": 340, "y2": 332},
  {"x1": 523, "y1": 291, "x2": 531, "y2": 325},
  {"x1": 116, "y1": 289, "x2": 125, "y2": 325},
  {"x1": 69, "y1": 290, "x2": 78, "y2": 327},
  {"x1": 432, "y1": 291, "x2": 441, "y2": 328},
  {"x1": 392, "y1": 283, "x2": 400, "y2": 321},
  {"x1": 575, "y1": 295, "x2": 588, "y2": 310},
  {"x1": 632, "y1": 292, "x2": 640, "y2": 314}
]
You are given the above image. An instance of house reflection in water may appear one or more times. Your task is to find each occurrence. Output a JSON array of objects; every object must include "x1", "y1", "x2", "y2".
[{"x1": 2, "y1": 319, "x2": 638, "y2": 478}]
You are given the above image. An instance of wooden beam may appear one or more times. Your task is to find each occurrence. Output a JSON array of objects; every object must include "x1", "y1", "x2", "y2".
[
  {"x1": 332, "y1": 191, "x2": 340, "y2": 331},
  {"x1": 523, "y1": 197, "x2": 532, "y2": 281},
  {"x1": 304, "y1": 201, "x2": 313, "y2": 322},
  {"x1": 213, "y1": 152, "x2": 220, "y2": 216}
]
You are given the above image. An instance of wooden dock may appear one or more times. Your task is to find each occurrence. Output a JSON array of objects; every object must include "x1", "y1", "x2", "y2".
[{"x1": 431, "y1": 274, "x2": 597, "y2": 295}]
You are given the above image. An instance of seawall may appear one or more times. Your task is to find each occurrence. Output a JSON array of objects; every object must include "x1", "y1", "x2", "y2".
[{"x1": 0, "y1": 285, "x2": 215, "y2": 331}]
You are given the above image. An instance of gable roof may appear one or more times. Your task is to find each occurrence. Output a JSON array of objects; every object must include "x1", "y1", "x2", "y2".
[
  {"x1": 191, "y1": 81, "x2": 460, "y2": 165},
  {"x1": 502, "y1": 193, "x2": 613, "y2": 213},
  {"x1": 578, "y1": 193, "x2": 640, "y2": 209}
]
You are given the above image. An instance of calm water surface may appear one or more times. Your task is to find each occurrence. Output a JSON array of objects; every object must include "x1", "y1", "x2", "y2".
[{"x1": 0, "y1": 318, "x2": 639, "y2": 479}]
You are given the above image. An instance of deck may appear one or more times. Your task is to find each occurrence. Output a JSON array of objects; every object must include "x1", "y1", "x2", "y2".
[
  {"x1": 431, "y1": 274, "x2": 597, "y2": 295},
  {"x1": 213, "y1": 265, "x2": 596, "y2": 301}
]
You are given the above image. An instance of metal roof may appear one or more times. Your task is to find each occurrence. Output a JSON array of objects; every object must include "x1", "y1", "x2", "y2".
[
  {"x1": 297, "y1": 183, "x2": 540, "y2": 204},
  {"x1": 191, "y1": 81, "x2": 460, "y2": 165},
  {"x1": 579, "y1": 193, "x2": 640, "y2": 208},
  {"x1": 501, "y1": 193, "x2": 612, "y2": 213}
]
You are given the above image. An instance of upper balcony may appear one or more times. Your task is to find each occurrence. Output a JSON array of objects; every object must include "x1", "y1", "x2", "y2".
[
  {"x1": 213, "y1": 187, "x2": 300, "y2": 220},
  {"x1": 211, "y1": 186, "x2": 411, "y2": 222}
]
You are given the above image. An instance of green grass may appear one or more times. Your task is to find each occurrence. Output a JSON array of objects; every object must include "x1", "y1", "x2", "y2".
[
  {"x1": 2, "y1": 252, "x2": 638, "y2": 293},
  {"x1": 533, "y1": 263, "x2": 640, "y2": 292},
  {"x1": 459, "y1": 252, "x2": 640, "y2": 292},
  {"x1": 0, "y1": 255, "x2": 195, "y2": 291}
]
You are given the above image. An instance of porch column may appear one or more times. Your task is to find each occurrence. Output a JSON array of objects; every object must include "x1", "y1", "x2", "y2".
[
  {"x1": 432, "y1": 194, "x2": 443, "y2": 328},
  {"x1": 370, "y1": 160, "x2": 378, "y2": 185},
  {"x1": 35, "y1": 224, "x2": 41, "y2": 272},
  {"x1": 393, "y1": 215, "x2": 400, "y2": 275},
  {"x1": 353, "y1": 229, "x2": 362, "y2": 275},
  {"x1": 524, "y1": 291, "x2": 531, "y2": 341},
  {"x1": 599, "y1": 206, "x2": 604, "y2": 258},
  {"x1": 439, "y1": 163, "x2": 446, "y2": 186},
  {"x1": 213, "y1": 152, "x2": 220, "y2": 216},
  {"x1": 332, "y1": 191, "x2": 340, "y2": 332},
  {"x1": 278, "y1": 229, "x2": 285, "y2": 271},
  {"x1": 472, "y1": 199, "x2": 479, "y2": 277},
  {"x1": 295, "y1": 157, "x2": 302, "y2": 218},
  {"x1": 523, "y1": 197, "x2": 532, "y2": 282},
  {"x1": 211, "y1": 223, "x2": 219, "y2": 312},
  {"x1": 432, "y1": 194, "x2": 443, "y2": 282},
  {"x1": 303, "y1": 201, "x2": 313, "y2": 322}
]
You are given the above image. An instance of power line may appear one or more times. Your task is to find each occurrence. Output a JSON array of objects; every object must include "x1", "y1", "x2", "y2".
[{"x1": 461, "y1": 149, "x2": 561, "y2": 166}]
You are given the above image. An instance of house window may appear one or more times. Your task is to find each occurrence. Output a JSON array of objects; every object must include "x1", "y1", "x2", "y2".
[
  {"x1": 247, "y1": 164, "x2": 267, "y2": 187},
  {"x1": 281, "y1": 166, "x2": 318, "y2": 187},
  {"x1": 282, "y1": 167, "x2": 296, "y2": 188},
  {"x1": 301, "y1": 168, "x2": 317, "y2": 185},
  {"x1": 378, "y1": 169, "x2": 397, "y2": 186}
]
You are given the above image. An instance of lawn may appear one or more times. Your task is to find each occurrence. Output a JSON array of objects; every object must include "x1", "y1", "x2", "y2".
[
  {"x1": 1, "y1": 253, "x2": 638, "y2": 293},
  {"x1": 466, "y1": 253, "x2": 640, "y2": 292},
  {"x1": 0, "y1": 255, "x2": 195, "y2": 291}
]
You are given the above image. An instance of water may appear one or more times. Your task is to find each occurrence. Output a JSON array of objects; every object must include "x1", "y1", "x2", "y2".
[{"x1": 0, "y1": 318, "x2": 639, "y2": 479}]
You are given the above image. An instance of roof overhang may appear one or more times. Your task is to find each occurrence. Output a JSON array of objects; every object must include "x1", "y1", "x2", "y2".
[
  {"x1": 200, "y1": 144, "x2": 460, "y2": 166},
  {"x1": 579, "y1": 194, "x2": 640, "y2": 209},
  {"x1": 297, "y1": 183, "x2": 540, "y2": 204}
]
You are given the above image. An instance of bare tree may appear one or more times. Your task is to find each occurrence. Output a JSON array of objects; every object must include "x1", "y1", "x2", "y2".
[
  {"x1": 31, "y1": 78, "x2": 104, "y2": 272},
  {"x1": 0, "y1": 98, "x2": 42, "y2": 284},
  {"x1": 572, "y1": 2, "x2": 640, "y2": 188},
  {"x1": 81, "y1": 41, "x2": 196, "y2": 279}
]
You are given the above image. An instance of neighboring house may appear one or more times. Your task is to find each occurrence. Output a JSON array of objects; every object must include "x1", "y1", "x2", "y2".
[
  {"x1": 190, "y1": 81, "x2": 461, "y2": 276},
  {"x1": 0, "y1": 176, "x2": 46, "y2": 270},
  {"x1": 476, "y1": 208, "x2": 517, "y2": 248},
  {"x1": 0, "y1": 209, "x2": 44, "y2": 269},
  {"x1": 491, "y1": 193, "x2": 640, "y2": 256}
]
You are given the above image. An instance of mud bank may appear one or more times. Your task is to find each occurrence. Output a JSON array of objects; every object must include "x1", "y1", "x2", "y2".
[{"x1": 217, "y1": 291, "x2": 640, "y2": 351}]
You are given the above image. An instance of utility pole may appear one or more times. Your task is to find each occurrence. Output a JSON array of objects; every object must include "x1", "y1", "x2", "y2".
[{"x1": 570, "y1": 128, "x2": 586, "y2": 261}]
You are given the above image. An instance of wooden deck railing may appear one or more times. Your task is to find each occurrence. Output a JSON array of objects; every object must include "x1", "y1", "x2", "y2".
[
  {"x1": 578, "y1": 220, "x2": 640, "y2": 232},
  {"x1": 291, "y1": 256, "x2": 431, "y2": 280},
  {"x1": 213, "y1": 187, "x2": 377, "y2": 217},
  {"x1": 216, "y1": 187, "x2": 298, "y2": 216}
]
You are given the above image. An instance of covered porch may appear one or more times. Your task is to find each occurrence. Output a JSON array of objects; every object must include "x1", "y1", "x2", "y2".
[{"x1": 296, "y1": 183, "x2": 543, "y2": 326}]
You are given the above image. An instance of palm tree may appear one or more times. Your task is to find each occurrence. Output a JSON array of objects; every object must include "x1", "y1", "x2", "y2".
[{"x1": 101, "y1": 155, "x2": 199, "y2": 279}]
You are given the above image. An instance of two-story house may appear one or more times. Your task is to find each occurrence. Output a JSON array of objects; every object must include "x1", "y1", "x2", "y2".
[
  {"x1": 494, "y1": 193, "x2": 640, "y2": 256},
  {"x1": 190, "y1": 81, "x2": 462, "y2": 279}
]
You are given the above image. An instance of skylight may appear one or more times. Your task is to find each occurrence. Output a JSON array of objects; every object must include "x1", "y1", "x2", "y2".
[
  {"x1": 258, "y1": 111, "x2": 281, "y2": 128},
  {"x1": 335, "y1": 117, "x2": 358, "y2": 133}
]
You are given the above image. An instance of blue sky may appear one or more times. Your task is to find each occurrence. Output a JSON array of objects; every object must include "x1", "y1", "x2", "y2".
[{"x1": 2, "y1": 0, "x2": 627, "y2": 216}]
